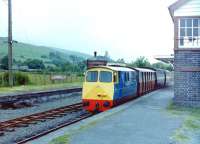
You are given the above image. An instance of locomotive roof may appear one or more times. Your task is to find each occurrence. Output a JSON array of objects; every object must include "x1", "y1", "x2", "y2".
[
  {"x1": 133, "y1": 68, "x2": 156, "y2": 72},
  {"x1": 88, "y1": 66, "x2": 136, "y2": 72}
]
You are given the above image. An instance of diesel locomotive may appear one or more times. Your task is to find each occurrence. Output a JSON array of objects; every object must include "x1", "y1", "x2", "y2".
[{"x1": 82, "y1": 65, "x2": 170, "y2": 112}]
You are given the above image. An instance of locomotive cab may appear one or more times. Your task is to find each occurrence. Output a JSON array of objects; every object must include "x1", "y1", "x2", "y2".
[{"x1": 82, "y1": 67, "x2": 116, "y2": 112}]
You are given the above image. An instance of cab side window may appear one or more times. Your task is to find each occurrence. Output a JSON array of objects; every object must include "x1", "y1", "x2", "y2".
[{"x1": 113, "y1": 72, "x2": 118, "y2": 83}]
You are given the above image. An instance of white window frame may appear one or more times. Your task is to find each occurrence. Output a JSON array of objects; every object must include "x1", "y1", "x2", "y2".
[{"x1": 178, "y1": 18, "x2": 200, "y2": 48}]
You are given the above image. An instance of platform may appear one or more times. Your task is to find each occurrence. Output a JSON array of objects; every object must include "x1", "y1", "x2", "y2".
[{"x1": 29, "y1": 86, "x2": 189, "y2": 144}]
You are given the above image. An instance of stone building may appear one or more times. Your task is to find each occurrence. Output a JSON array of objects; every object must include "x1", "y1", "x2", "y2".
[
  {"x1": 87, "y1": 51, "x2": 112, "y2": 68},
  {"x1": 169, "y1": 0, "x2": 200, "y2": 107}
]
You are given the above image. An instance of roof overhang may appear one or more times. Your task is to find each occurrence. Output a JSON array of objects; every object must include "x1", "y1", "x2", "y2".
[
  {"x1": 168, "y1": 0, "x2": 189, "y2": 22},
  {"x1": 154, "y1": 55, "x2": 174, "y2": 64}
]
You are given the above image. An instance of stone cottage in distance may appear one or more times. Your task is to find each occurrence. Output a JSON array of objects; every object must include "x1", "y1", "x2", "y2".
[{"x1": 169, "y1": 0, "x2": 200, "y2": 107}]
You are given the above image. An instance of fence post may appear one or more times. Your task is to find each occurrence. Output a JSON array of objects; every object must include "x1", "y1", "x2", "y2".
[
  {"x1": 43, "y1": 71, "x2": 46, "y2": 85},
  {"x1": 1, "y1": 74, "x2": 3, "y2": 86}
]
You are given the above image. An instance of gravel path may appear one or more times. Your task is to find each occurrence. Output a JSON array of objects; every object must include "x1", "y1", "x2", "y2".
[{"x1": 0, "y1": 92, "x2": 81, "y2": 122}]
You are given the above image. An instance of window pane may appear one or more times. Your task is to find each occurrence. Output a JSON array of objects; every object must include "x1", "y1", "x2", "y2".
[
  {"x1": 193, "y1": 19, "x2": 199, "y2": 27},
  {"x1": 180, "y1": 19, "x2": 185, "y2": 27},
  {"x1": 127, "y1": 73, "x2": 130, "y2": 81},
  {"x1": 100, "y1": 71, "x2": 112, "y2": 82},
  {"x1": 199, "y1": 20, "x2": 200, "y2": 27},
  {"x1": 187, "y1": 28, "x2": 192, "y2": 36},
  {"x1": 180, "y1": 38, "x2": 184, "y2": 46},
  {"x1": 194, "y1": 28, "x2": 199, "y2": 37},
  {"x1": 186, "y1": 19, "x2": 192, "y2": 27},
  {"x1": 86, "y1": 71, "x2": 98, "y2": 82},
  {"x1": 188, "y1": 37, "x2": 193, "y2": 42},
  {"x1": 180, "y1": 28, "x2": 185, "y2": 36}
]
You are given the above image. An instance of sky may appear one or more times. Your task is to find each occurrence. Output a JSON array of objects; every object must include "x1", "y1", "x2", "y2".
[{"x1": 0, "y1": 0, "x2": 177, "y2": 63}]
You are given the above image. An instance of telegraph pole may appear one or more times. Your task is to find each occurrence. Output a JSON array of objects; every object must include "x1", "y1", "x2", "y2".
[{"x1": 8, "y1": 0, "x2": 13, "y2": 87}]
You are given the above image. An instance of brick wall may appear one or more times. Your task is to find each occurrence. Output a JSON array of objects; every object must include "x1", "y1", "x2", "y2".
[{"x1": 174, "y1": 50, "x2": 200, "y2": 107}]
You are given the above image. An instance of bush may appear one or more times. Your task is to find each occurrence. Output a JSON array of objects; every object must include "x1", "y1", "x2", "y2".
[
  {"x1": 14, "y1": 72, "x2": 30, "y2": 85},
  {"x1": 23, "y1": 59, "x2": 45, "y2": 69},
  {"x1": 0, "y1": 72, "x2": 30, "y2": 86}
]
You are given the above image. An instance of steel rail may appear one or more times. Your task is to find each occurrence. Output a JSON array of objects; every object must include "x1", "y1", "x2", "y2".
[
  {"x1": 0, "y1": 102, "x2": 83, "y2": 135},
  {"x1": 16, "y1": 112, "x2": 93, "y2": 144},
  {"x1": 0, "y1": 88, "x2": 82, "y2": 109}
]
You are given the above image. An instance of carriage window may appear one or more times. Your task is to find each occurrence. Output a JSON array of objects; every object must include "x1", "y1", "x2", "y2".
[
  {"x1": 86, "y1": 71, "x2": 98, "y2": 82},
  {"x1": 125, "y1": 72, "x2": 130, "y2": 82},
  {"x1": 127, "y1": 72, "x2": 130, "y2": 81},
  {"x1": 131, "y1": 72, "x2": 135, "y2": 81},
  {"x1": 100, "y1": 71, "x2": 112, "y2": 82}
]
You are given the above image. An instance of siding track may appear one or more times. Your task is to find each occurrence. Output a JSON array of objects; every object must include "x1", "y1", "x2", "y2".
[{"x1": 0, "y1": 102, "x2": 92, "y2": 143}]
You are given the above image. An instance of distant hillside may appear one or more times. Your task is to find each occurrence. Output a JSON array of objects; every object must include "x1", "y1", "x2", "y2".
[{"x1": 0, "y1": 37, "x2": 91, "y2": 64}]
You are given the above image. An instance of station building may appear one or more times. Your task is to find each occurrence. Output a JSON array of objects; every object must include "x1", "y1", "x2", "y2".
[{"x1": 169, "y1": 0, "x2": 200, "y2": 107}]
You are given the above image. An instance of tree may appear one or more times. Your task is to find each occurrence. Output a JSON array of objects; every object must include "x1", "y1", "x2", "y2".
[
  {"x1": 49, "y1": 51, "x2": 61, "y2": 60},
  {"x1": 130, "y1": 56, "x2": 151, "y2": 68},
  {"x1": 0, "y1": 55, "x2": 8, "y2": 70},
  {"x1": 116, "y1": 58, "x2": 125, "y2": 63},
  {"x1": 24, "y1": 59, "x2": 45, "y2": 69},
  {"x1": 152, "y1": 62, "x2": 173, "y2": 71}
]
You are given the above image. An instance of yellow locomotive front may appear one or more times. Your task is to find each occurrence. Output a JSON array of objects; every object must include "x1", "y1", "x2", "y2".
[{"x1": 82, "y1": 67, "x2": 115, "y2": 112}]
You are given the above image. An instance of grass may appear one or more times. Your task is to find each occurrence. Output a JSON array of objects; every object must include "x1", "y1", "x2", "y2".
[
  {"x1": 173, "y1": 129, "x2": 189, "y2": 143},
  {"x1": 0, "y1": 37, "x2": 90, "y2": 62},
  {"x1": 0, "y1": 71, "x2": 84, "y2": 94},
  {"x1": 0, "y1": 72, "x2": 84, "y2": 86},
  {"x1": 185, "y1": 118, "x2": 200, "y2": 130},
  {"x1": 49, "y1": 134, "x2": 70, "y2": 144},
  {"x1": 48, "y1": 120, "x2": 99, "y2": 144},
  {"x1": 167, "y1": 102, "x2": 200, "y2": 143},
  {"x1": 0, "y1": 82, "x2": 82, "y2": 95}
]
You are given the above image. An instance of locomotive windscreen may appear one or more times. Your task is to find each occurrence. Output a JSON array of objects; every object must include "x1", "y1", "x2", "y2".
[{"x1": 99, "y1": 71, "x2": 112, "y2": 82}]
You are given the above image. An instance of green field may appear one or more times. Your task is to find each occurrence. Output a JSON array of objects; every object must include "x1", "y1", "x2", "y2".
[
  {"x1": 0, "y1": 71, "x2": 83, "y2": 85},
  {"x1": 0, "y1": 82, "x2": 82, "y2": 95},
  {"x1": 0, "y1": 71, "x2": 84, "y2": 94},
  {"x1": 0, "y1": 37, "x2": 91, "y2": 62}
]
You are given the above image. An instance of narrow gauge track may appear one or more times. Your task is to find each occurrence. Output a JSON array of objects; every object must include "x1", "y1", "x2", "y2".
[
  {"x1": 0, "y1": 102, "x2": 92, "y2": 143},
  {"x1": 0, "y1": 87, "x2": 82, "y2": 109}
]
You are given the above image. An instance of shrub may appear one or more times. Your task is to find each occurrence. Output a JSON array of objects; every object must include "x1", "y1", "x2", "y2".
[
  {"x1": 0, "y1": 72, "x2": 30, "y2": 86},
  {"x1": 14, "y1": 72, "x2": 30, "y2": 85}
]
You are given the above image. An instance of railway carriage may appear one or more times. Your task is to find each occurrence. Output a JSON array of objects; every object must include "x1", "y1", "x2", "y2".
[
  {"x1": 155, "y1": 69, "x2": 167, "y2": 88},
  {"x1": 133, "y1": 68, "x2": 156, "y2": 96}
]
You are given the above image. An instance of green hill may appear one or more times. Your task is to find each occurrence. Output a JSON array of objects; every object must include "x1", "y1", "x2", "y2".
[{"x1": 0, "y1": 37, "x2": 91, "y2": 64}]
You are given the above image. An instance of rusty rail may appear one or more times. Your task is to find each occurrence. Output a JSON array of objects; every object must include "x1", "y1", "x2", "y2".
[
  {"x1": 0, "y1": 102, "x2": 83, "y2": 136},
  {"x1": 16, "y1": 112, "x2": 92, "y2": 144},
  {"x1": 0, "y1": 87, "x2": 82, "y2": 109}
]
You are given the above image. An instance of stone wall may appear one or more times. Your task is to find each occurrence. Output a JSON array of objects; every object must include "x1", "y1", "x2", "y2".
[{"x1": 174, "y1": 50, "x2": 200, "y2": 107}]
